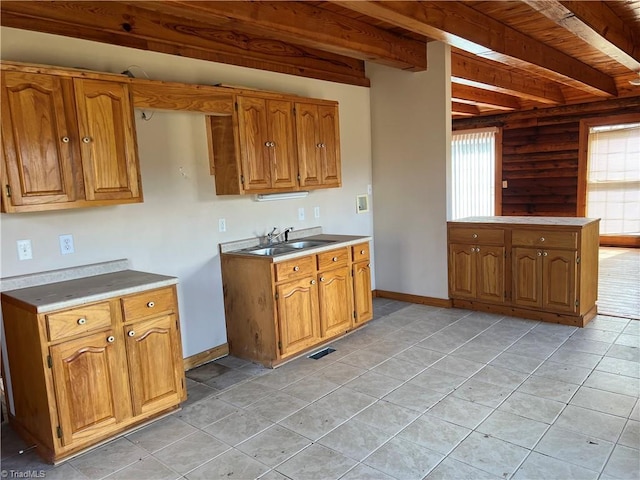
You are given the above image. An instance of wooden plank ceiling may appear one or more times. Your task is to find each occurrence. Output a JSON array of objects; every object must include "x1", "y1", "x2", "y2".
[{"x1": 2, "y1": 0, "x2": 639, "y2": 119}]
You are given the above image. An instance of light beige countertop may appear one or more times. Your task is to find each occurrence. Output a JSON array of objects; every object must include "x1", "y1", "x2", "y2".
[
  {"x1": 221, "y1": 233, "x2": 372, "y2": 262},
  {"x1": 1, "y1": 270, "x2": 177, "y2": 313},
  {"x1": 449, "y1": 216, "x2": 599, "y2": 227}
]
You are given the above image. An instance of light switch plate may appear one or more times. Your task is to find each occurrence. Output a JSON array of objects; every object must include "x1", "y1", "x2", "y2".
[
  {"x1": 314, "y1": 206, "x2": 320, "y2": 219},
  {"x1": 218, "y1": 218, "x2": 226, "y2": 232},
  {"x1": 59, "y1": 234, "x2": 74, "y2": 255},
  {"x1": 298, "y1": 207, "x2": 305, "y2": 221}
]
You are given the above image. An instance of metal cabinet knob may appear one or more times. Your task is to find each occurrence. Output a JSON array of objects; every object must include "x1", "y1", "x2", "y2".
[
  {"x1": 543, "y1": 251, "x2": 548, "y2": 256},
  {"x1": 360, "y1": 250, "x2": 365, "y2": 255},
  {"x1": 537, "y1": 251, "x2": 542, "y2": 256},
  {"x1": 540, "y1": 237, "x2": 545, "y2": 242},
  {"x1": 316, "y1": 143, "x2": 322, "y2": 148},
  {"x1": 472, "y1": 233, "x2": 478, "y2": 239},
  {"x1": 147, "y1": 301, "x2": 155, "y2": 308},
  {"x1": 77, "y1": 318, "x2": 86, "y2": 325},
  {"x1": 82, "y1": 136, "x2": 91, "y2": 144},
  {"x1": 476, "y1": 247, "x2": 480, "y2": 252},
  {"x1": 107, "y1": 336, "x2": 115, "y2": 343},
  {"x1": 332, "y1": 256, "x2": 338, "y2": 262},
  {"x1": 310, "y1": 280, "x2": 316, "y2": 285},
  {"x1": 293, "y1": 266, "x2": 300, "y2": 272},
  {"x1": 128, "y1": 330, "x2": 135, "y2": 337},
  {"x1": 61, "y1": 136, "x2": 70, "y2": 143},
  {"x1": 320, "y1": 277, "x2": 325, "y2": 282}
]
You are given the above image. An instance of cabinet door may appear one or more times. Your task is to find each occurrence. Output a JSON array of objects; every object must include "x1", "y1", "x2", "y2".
[
  {"x1": 1, "y1": 71, "x2": 77, "y2": 208},
  {"x1": 49, "y1": 330, "x2": 131, "y2": 447},
  {"x1": 476, "y1": 245, "x2": 505, "y2": 303},
  {"x1": 124, "y1": 315, "x2": 185, "y2": 416},
  {"x1": 237, "y1": 96, "x2": 271, "y2": 191},
  {"x1": 318, "y1": 266, "x2": 353, "y2": 338},
  {"x1": 276, "y1": 276, "x2": 320, "y2": 356},
  {"x1": 448, "y1": 244, "x2": 476, "y2": 299},
  {"x1": 295, "y1": 103, "x2": 322, "y2": 187},
  {"x1": 512, "y1": 247, "x2": 542, "y2": 308},
  {"x1": 74, "y1": 79, "x2": 141, "y2": 201},
  {"x1": 543, "y1": 249, "x2": 577, "y2": 313},
  {"x1": 318, "y1": 105, "x2": 341, "y2": 187},
  {"x1": 353, "y1": 261, "x2": 373, "y2": 325},
  {"x1": 268, "y1": 100, "x2": 297, "y2": 189}
]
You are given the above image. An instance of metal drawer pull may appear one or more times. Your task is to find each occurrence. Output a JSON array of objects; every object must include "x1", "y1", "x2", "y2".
[
  {"x1": 537, "y1": 251, "x2": 542, "y2": 256},
  {"x1": 543, "y1": 251, "x2": 548, "y2": 256},
  {"x1": 147, "y1": 301, "x2": 155, "y2": 308},
  {"x1": 82, "y1": 136, "x2": 91, "y2": 144},
  {"x1": 107, "y1": 336, "x2": 115, "y2": 343},
  {"x1": 332, "y1": 257, "x2": 338, "y2": 262},
  {"x1": 360, "y1": 250, "x2": 365, "y2": 255},
  {"x1": 77, "y1": 318, "x2": 87, "y2": 325},
  {"x1": 540, "y1": 237, "x2": 545, "y2": 242},
  {"x1": 472, "y1": 233, "x2": 478, "y2": 239},
  {"x1": 310, "y1": 280, "x2": 316, "y2": 285},
  {"x1": 320, "y1": 277, "x2": 325, "y2": 282},
  {"x1": 128, "y1": 330, "x2": 136, "y2": 337},
  {"x1": 61, "y1": 136, "x2": 70, "y2": 143},
  {"x1": 293, "y1": 266, "x2": 300, "y2": 272}
]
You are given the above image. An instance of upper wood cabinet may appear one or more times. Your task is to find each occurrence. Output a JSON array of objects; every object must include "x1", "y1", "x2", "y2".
[
  {"x1": 236, "y1": 96, "x2": 297, "y2": 191},
  {"x1": 296, "y1": 102, "x2": 341, "y2": 188},
  {"x1": 207, "y1": 93, "x2": 341, "y2": 195},
  {"x1": 1, "y1": 69, "x2": 142, "y2": 213}
]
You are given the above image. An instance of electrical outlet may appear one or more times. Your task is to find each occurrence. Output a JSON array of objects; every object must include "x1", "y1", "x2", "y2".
[
  {"x1": 59, "y1": 234, "x2": 74, "y2": 255},
  {"x1": 314, "y1": 206, "x2": 320, "y2": 219},
  {"x1": 367, "y1": 184, "x2": 372, "y2": 195},
  {"x1": 17, "y1": 239, "x2": 32, "y2": 260},
  {"x1": 298, "y1": 207, "x2": 305, "y2": 221},
  {"x1": 218, "y1": 218, "x2": 226, "y2": 232}
]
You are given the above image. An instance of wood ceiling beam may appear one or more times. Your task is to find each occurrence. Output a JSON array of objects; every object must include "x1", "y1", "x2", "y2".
[
  {"x1": 0, "y1": 1, "x2": 370, "y2": 87},
  {"x1": 451, "y1": 102, "x2": 480, "y2": 116},
  {"x1": 523, "y1": 1, "x2": 640, "y2": 72},
  {"x1": 333, "y1": 0, "x2": 618, "y2": 96},
  {"x1": 136, "y1": 0, "x2": 427, "y2": 71},
  {"x1": 451, "y1": 52, "x2": 565, "y2": 105},
  {"x1": 452, "y1": 84, "x2": 520, "y2": 111}
]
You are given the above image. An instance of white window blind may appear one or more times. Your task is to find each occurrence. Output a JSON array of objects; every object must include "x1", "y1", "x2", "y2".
[
  {"x1": 451, "y1": 129, "x2": 496, "y2": 220},
  {"x1": 586, "y1": 123, "x2": 640, "y2": 235}
]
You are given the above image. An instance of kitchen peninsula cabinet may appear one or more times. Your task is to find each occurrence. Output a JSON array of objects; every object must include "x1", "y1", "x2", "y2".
[
  {"x1": 295, "y1": 102, "x2": 341, "y2": 188},
  {"x1": 447, "y1": 217, "x2": 599, "y2": 327},
  {"x1": 1, "y1": 68, "x2": 142, "y2": 213},
  {"x1": 1, "y1": 272, "x2": 185, "y2": 463},
  {"x1": 221, "y1": 236, "x2": 371, "y2": 367}
]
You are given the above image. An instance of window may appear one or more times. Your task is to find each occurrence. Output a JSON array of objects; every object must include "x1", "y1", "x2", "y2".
[
  {"x1": 451, "y1": 128, "x2": 499, "y2": 220},
  {"x1": 585, "y1": 122, "x2": 640, "y2": 237}
]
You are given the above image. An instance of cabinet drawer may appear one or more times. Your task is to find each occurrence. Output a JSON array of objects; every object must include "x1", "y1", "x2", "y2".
[
  {"x1": 275, "y1": 255, "x2": 315, "y2": 282},
  {"x1": 317, "y1": 247, "x2": 349, "y2": 270},
  {"x1": 121, "y1": 287, "x2": 176, "y2": 322},
  {"x1": 449, "y1": 227, "x2": 504, "y2": 245},
  {"x1": 512, "y1": 230, "x2": 577, "y2": 249},
  {"x1": 46, "y1": 302, "x2": 112, "y2": 342},
  {"x1": 352, "y1": 243, "x2": 370, "y2": 262}
]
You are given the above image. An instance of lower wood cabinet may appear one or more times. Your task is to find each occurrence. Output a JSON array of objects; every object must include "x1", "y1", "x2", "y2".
[
  {"x1": 222, "y1": 240, "x2": 372, "y2": 367},
  {"x1": 1, "y1": 284, "x2": 186, "y2": 463},
  {"x1": 447, "y1": 217, "x2": 599, "y2": 327}
]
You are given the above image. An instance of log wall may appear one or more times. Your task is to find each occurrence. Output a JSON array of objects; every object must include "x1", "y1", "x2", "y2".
[{"x1": 453, "y1": 96, "x2": 640, "y2": 217}]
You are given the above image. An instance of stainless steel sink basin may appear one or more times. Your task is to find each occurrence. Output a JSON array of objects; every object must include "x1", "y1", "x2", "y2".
[
  {"x1": 248, "y1": 246, "x2": 296, "y2": 256},
  {"x1": 286, "y1": 240, "x2": 334, "y2": 249}
]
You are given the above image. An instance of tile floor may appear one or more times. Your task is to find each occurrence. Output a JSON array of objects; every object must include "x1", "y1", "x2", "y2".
[{"x1": 2, "y1": 298, "x2": 639, "y2": 480}]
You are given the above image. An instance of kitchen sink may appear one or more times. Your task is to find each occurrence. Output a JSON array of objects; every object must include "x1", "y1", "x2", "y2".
[
  {"x1": 286, "y1": 240, "x2": 334, "y2": 249},
  {"x1": 247, "y1": 246, "x2": 296, "y2": 256}
]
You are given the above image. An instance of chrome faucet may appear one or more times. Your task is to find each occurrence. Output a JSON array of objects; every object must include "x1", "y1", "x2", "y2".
[{"x1": 266, "y1": 226, "x2": 294, "y2": 244}]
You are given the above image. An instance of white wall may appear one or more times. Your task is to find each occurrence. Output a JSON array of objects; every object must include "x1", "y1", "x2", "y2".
[
  {"x1": 368, "y1": 42, "x2": 451, "y2": 299},
  {"x1": 0, "y1": 28, "x2": 374, "y2": 358}
]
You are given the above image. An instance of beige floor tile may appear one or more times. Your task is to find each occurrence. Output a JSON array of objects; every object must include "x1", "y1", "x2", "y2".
[
  {"x1": 570, "y1": 386, "x2": 637, "y2": 417},
  {"x1": 517, "y1": 375, "x2": 579, "y2": 402},
  {"x1": 153, "y1": 431, "x2": 230, "y2": 475},
  {"x1": 477, "y1": 410, "x2": 548, "y2": 449},
  {"x1": 554, "y1": 405, "x2": 627, "y2": 443},
  {"x1": 602, "y1": 444, "x2": 640, "y2": 480},
  {"x1": 619, "y1": 420, "x2": 640, "y2": 449},
  {"x1": 452, "y1": 378, "x2": 513, "y2": 408},
  {"x1": 489, "y1": 352, "x2": 544, "y2": 374},
  {"x1": 340, "y1": 463, "x2": 396, "y2": 480},
  {"x1": 176, "y1": 396, "x2": 238, "y2": 428},
  {"x1": 425, "y1": 457, "x2": 501, "y2": 479},
  {"x1": 382, "y1": 383, "x2": 445, "y2": 412},
  {"x1": 408, "y1": 367, "x2": 468, "y2": 394},
  {"x1": 354, "y1": 400, "x2": 420, "y2": 435},
  {"x1": 204, "y1": 410, "x2": 274, "y2": 446},
  {"x1": 279, "y1": 404, "x2": 345, "y2": 441},
  {"x1": 185, "y1": 449, "x2": 269, "y2": 480},
  {"x1": 276, "y1": 444, "x2": 356, "y2": 480},
  {"x1": 584, "y1": 370, "x2": 640, "y2": 397},
  {"x1": 533, "y1": 360, "x2": 592, "y2": 385},
  {"x1": 236, "y1": 425, "x2": 310, "y2": 467},
  {"x1": 512, "y1": 452, "x2": 598, "y2": 480},
  {"x1": 126, "y1": 415, "x2": 198, "y2": 453},
  {"x1": 397, "y1": 413, "x2": 471, "y2": 454},
  {"x1": 364, "y1": 437, "x2": 443, "y2": 480},
  {"x1": 498, "y1": 392, "x2": 565, "y2": 424},
  {"x1": 103, "y1": 457, "x2": 180, "y2": 480},
  {"x1": 69, "y1": 438, "x2": 149, "y2": 479},
  {"x1": 313, "y1": 386, "x2": 377, "y2": 420},
  {"x1": 471, "y1": 365, "x2": 528, "y2": 389},
  {"x1": 450, "y1": 431, "x2": 529, "y2": 478},
  {"x1": 370, "y1": 357, "x2": 427, "y2": 381},
  {"x1": 535, "y1": 425, "x2": 614, "y2": 472},
  {"x1": 281, "y1": 375, "x2": 340, "y2": 402},
  {"x1": 428, "y1": 395, "x2": 493, "y2": 429},
  {"x1": 244, "y1": 391, "x2": 308, "y2": 422},
  {"x1": 317, "y1": 419, "x2": 391, "y2": 461}
]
